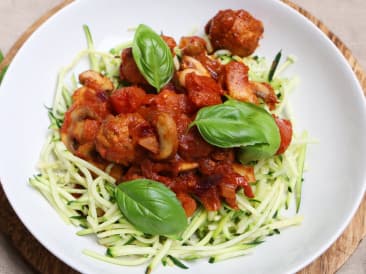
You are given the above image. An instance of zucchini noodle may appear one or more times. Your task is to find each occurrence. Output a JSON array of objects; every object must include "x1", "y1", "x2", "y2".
[{"x1": 30, "y1": 30, "x2": 310, "y2": 273}]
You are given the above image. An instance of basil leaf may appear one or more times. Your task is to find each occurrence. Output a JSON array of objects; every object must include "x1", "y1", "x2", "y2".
[
  {"x1": 191, "y1": 100, "x2": 275, "y2": 148},
  {"x1": 191, "y1": 99, "x2": 280, "y2": 162},
  {"x1": 233, "y1": 102, "x2": 280, "y2": 163},
  {"x1": 0, "y1": 50, "x2": 4, "y2": 63},
  {"x1": 237, "y1": 142, "x2": 278, "y2": 164},
  {"x1": 115, "y1": 179, "x2": 187, "y2": 236},
  {"x1": 132, "y1": 24, "x2": 174, "y2": 91}
]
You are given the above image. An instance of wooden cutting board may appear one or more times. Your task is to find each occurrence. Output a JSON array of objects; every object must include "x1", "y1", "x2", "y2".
[{"x1": 0, "y1": 0, "x2": 365, "y2": 273}]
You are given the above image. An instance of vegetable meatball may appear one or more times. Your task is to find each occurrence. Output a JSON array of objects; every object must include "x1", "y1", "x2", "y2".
[
  {"x1": 120, "y1": 48, "x2": 149, "y2": 85},
  {"x1": 205, "y1": 9, "x2": 264, "y2": 57},
  {"x1": 95, "y1": 113, "x2": 148, "y2": 165}
]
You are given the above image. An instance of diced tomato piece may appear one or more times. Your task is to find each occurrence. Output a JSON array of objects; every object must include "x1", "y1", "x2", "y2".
[
  {"x1": 185, "y1": 73, "x2": 222, "y2": 108},
  {"x1": 110, "y1": 86, "x2": 147, "y2": 114},
  {"x1": 179, "y1": 129, "x2": 214, "y2": 160},
  {"x1": 275, "y1": 117, "x2": 293, "y2": 155},
  {"x1": 151, "y1": 89, "x2": 195, "y2": 115},
  {"x1": 176, "y1": 192, "x2": 197, "y2": 217},
  {"x1": 161, "y1": 35, "x2": 177, "y2": 54},
  {"x1": 219, "y1": 180, "x2": 237, "y2": 200},
  {"x1": 198, "y1": 187, "x2": 221, "y2": 211}
]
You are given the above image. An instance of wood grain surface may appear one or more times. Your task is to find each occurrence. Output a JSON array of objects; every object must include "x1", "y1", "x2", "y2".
[{"x1": 0, "y1": 0, "x2": 365, "y2": 273}]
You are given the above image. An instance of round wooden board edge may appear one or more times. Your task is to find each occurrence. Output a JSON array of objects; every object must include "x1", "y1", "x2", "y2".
[{"x1": 0, "y1": 1, "x2": 365, "y2": 274}]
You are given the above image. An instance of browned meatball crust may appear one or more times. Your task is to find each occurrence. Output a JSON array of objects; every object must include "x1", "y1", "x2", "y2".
[
  {"x1": 95, "y1": 113, "x2": 148, "y2": 165},
  {"x1": 205, "y1": 9, "x2": 264, "y2": 57}
]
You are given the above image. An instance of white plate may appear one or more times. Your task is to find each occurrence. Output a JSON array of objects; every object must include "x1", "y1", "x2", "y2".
[{"x1": 0, "y1": 0, "x2": 366, "y2": 273}]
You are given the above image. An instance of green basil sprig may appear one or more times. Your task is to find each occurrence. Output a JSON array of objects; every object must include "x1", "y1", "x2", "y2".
[
  {"x1": 115, "y1": 179, "x2": 187, "y2": 236},
  {"x1": 191, "y1": 99, "x2": 280, "y2": 163},
  {"x1": 132, "y1": 24, "x2": 174, "y2": 91}
]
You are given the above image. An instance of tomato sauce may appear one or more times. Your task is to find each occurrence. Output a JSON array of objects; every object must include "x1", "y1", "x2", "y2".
[{"x1": 61, "y1": 19, "x2": 292, "y2": 216}]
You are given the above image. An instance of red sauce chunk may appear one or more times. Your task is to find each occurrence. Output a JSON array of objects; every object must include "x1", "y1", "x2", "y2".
[{"x1": 185, "y1": 73, "x2": 223, "y2": 108}]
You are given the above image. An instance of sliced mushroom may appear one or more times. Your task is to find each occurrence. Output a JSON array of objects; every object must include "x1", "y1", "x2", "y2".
[
  {"x1": 221, "y1": 61, "x2": 258, "y2": 105},
  {"x1": 181, "y1": 56, "x2": 209, "y2": 73},
  {"x1": 69, "y1": 106, "x2": 99, "y2": 122},
  {"x1": 251, "y1": 82, "x2": 278, "y2": 110},
  {"x1": 138, "y1": 136, "x2": 159, "y2": 154},
  {"x1": 177, "y1": 56, "x2": 210, "y2": 87},
  {"x1": 232, "y1": 163, "x2": 256, "y2": 183},
  {"x1": 152, "y1": 112, "x2": 178, "y2": 160},
  {"x1": 74, "y1": 142, "x2": 95, "y2": 160},
  {"x1": 177, "y1": 162, "x2": 199, "y2": 172},
  {"x1": 61, "y1": 106, "x2": 100, "y2": 153},
  {"x1": 79, "y1": 70, "x2": 114, "y2": 92}
]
